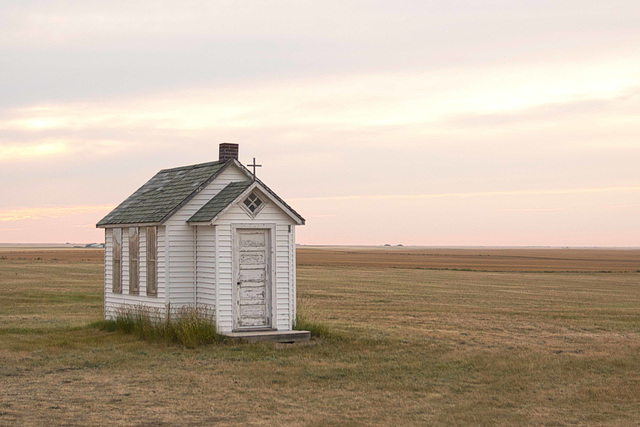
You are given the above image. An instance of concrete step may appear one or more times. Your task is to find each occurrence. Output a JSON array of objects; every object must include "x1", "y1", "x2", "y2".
[{"x1": 223, "y1": 330, "x2": 310, "y2": 343}]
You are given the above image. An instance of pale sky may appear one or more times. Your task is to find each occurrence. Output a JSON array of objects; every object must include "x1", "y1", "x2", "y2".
[{"x1": 1, "y1": 0, "x2": 639, "y2": 246}]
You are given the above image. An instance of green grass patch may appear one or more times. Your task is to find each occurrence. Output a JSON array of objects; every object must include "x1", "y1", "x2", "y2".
[
  {"x1": 294, "y1": 298, "x2": 340, "y2": 340},
  {"x1": 91, "y1": 305, "x2": 226, "y2": 348},
  {"x1": 294, "y1": 314, "x2": 331, "y2": 338}
]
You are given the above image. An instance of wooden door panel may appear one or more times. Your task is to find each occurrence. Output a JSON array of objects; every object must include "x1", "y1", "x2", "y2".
[
  {"x1": 239, "y1": 269, "x2": 266, "y2": 282},
  {"x1": 239, "y1": 232, "x2": 266, "y2": 248},
  {"x1": 240, "y1": 252, "x2": 265, "y2": 265},
  {"x1": 239, "y1": 307, "x2": 267, "y2": 327},
  {"x1": 239, "y1": 286, "x2": 266, "y2": 302},
  {"x1": 235, "y1": 229, "x2": 271, "y2": 329}
]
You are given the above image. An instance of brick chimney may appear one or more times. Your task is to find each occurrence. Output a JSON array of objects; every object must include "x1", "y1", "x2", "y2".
[{"x1": 219, "y1": 143, "x2": 239, "y2": 162}]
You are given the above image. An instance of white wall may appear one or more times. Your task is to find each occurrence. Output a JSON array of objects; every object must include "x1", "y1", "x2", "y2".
[
  {"x1": 103, "y1": 164, "x2": 300, "y2": 333},
  {"x1": 215, "y1": 223, "x2": 233, "y2": 331},
  {"x1": 104, "y1": 226, "x2": 166, "y2": 319},
  {"x1": 213, "y1": 189, "x2": 297, "y2": 332},
  {"x1": 163, "y1": 166, "x2": 250, "y2": 313},
  {"x1": 196, "y1": 225, "x2": 216, "y2": 310}
]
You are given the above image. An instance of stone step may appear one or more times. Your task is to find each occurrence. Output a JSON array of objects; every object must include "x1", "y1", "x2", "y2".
[{"x1": 223, "y1": 330, "x2": 310, "y2": 343}]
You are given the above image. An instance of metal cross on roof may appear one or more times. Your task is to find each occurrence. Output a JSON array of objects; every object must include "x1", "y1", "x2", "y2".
[{"x1": 247, "y1": 157, "x2": 262, "y2": 178}]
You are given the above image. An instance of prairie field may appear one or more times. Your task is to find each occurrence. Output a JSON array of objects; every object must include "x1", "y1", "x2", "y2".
[{"x1": 1, "y1": 246, "x2": 640, "y2": 425}]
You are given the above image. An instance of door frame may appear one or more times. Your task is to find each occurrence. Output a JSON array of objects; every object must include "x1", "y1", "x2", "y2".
[{"x1": 231, "y1": 223, "x2": 276, "y2": 331}]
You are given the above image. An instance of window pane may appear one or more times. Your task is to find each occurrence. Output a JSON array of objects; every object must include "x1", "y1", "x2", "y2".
[
  {"x1": 112, "y1": 228, "x2": 122, "y2": 293},
  {"x1": 243, "y1": 192, "x2": 264, "y2": 214},
  {"x1": 146, "y1": 227, "x2": 157, "y2": 296},
  {"x1": 129, "y1": 227, "x2": 139, "y2": 295}
]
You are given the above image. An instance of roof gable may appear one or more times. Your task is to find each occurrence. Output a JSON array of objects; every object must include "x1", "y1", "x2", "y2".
[
  {"x1": 187, "y1": 181, "x2": 252, "y2": 223},
  {"x1": 187, "y1": 180, "x2": 305, "y2": 225},
  {"x1": 97, "y1": 160, "x2": 228, "y2": 227},
  {"x1": 97, "y1": 158, "x2": 305, "y2": 227},
  {"x1": 231, "y1": 162, "x2": 306, "y2": 225}
]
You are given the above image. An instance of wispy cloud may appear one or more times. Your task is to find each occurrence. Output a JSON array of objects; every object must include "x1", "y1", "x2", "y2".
[
  {"x1": 0, "y1": 205, "x2": 114, "y2": 223},
  {"x1": 0, "y1": 141, "x2": 68, "y2": 162},
  {"x1": 74, "y1": 223, "x2": 103, "y2": 229},
  {"x1": 497, "y1": 208, "x2": 566, "y2": 213},
  {"x1": 605, "y1": 204, "x2": 640, "y2": 209},
  {"x1": 289, "y1": 186, "x2": 640, "y2": 202},
  {"x1": 1, "y1": 2, "x2": 638, "y2": 245},
  {"x1": 2, "y1": 57, "x2": 638, "y2": 135}
]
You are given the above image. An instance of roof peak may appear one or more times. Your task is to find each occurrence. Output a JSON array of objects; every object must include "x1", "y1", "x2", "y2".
[
  {"x1": 159, "y1": 159, "x2": 227, "y2": 174},
  {"x1": 97, "y1": 160, "x2": 230, "y2": 227}
]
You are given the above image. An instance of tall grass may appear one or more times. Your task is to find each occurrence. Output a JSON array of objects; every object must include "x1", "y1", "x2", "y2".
[
  {"x1": 294, "y1": 297, "x2": 332, "y2": 338},
  {"x1": 92, "y1": 305, "x2": 225, "y2": 347}
]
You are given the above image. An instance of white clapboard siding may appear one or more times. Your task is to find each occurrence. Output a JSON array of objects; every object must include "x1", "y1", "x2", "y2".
[
  {"x1": 163, "y1": 167, "x2": 250, "y2": 311},
  {"x1": 104, "y1": 228, "x2": 112, "y2": 316},
  {"x1": 214, "y1": 186, "x2": 297, "y2": 332},
  {"x1": 104, "y1": 226, "x2": 167, "y2": 319},
  {"x1": 165, "y1": 213, "x2": 195, "y2": 309},
  {"x1": 157, "y1": 226, "x2": 166, "y2": 301},
  {"x1": 275, "y1": 224, "x2": 291, "y2": 330},
  {"x1": 122, "y1": 228, "x2": 129, "y2": 294},
  {"x1": 196, "y1": 225, "x2": 216, "y2": 312},
  {"x1": 139, "y1": 227, "x2": 147, "y2": 296},
  {"x1": 290, "y1": 225, "x2": 296, "y2": 329},
  {"x1": 216, "y1": 224, "x2": 234, "y2": 331}
]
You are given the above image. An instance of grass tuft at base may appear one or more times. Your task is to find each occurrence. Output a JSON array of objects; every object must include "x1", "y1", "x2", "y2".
[
  {"x1": 294, "y1": 315, "x2": 332, "y2": 338},
  {"x1": 91, "y1": 305, "x2": 226, "y2": 348},
  {"x1": 294, "y1": 297, "x2": 336, "y2": 339}
]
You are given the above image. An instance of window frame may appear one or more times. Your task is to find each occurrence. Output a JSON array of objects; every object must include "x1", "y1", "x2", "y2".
[
  {"x1": 128, "y1": 227, "x2": 139, "y2": 295},
  {"x1": 146, "y1": 226, "x2": 158, "y2": 297},
  {"x1": 112, "y1": 228, "x2": 122, "y2": 294},
  {"x1": 239, "y1": 191, "x2": 267, "y2": 218}
]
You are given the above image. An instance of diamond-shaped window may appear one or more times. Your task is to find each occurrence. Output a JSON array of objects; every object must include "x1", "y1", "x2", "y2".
[{"x1": 242, "y1": 192, "x2": 264, "y2": 214}]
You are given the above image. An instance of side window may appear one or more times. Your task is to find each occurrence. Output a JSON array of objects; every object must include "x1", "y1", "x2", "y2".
[
  {"x1": 129, "y1": 227, "x2": 139, "y2": 295},
  {"x1": 112, "y1": 228, "x2": 122, "y2": 293},
  {"x1": 146, "y1": 227, "x2": 157, "y2": 296}
]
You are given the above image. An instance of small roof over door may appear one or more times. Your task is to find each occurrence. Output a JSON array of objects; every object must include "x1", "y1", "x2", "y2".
[{"x1": 187, "y1": 180, "x2": 305, "y2": 225}]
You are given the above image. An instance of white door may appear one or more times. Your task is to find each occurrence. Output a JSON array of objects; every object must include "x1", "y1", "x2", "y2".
[{"x1": 234, "y1": 229, "x2": 271, "y2": 329}]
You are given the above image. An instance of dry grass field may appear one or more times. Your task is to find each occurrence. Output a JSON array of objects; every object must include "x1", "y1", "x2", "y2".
[
  {"x1": 1, "y1": 246, "x2": 640, "y2": 425},
  {"x1": 298, "y1": 246, "x2": 640, "y2": 272}
]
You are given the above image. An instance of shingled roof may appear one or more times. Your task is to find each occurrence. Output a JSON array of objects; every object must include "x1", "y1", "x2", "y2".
[
  {"x1": 97, "y1": 160, "x2": 228, "y2": 227},
  {"x1": 187, "y1": 181, "x2": 252, "y2": 223}
]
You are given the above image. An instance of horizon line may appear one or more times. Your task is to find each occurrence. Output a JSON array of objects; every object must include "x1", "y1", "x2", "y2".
[{"x1": 1, "y1": 242, "x2": 639, "y2": 250}]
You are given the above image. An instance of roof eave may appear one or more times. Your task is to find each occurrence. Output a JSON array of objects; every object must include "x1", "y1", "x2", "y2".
[
  {"x1": 208, "y1": 181, "x2": 305, "y2": 226},
  {"x1": 97, "y1": 158, "x2": 305, "y2": 228},
  {"x1": 97, "y1": 221, "x2": 163, "y2": 229},
  {"x1": 230, "y1": 159, "x2": 306, "y2": 225}
]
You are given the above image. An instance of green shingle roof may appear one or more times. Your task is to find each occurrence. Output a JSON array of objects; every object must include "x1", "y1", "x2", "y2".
[
  {"x1": 97, "y1": 160, "x2": 227, "y2": 226},
  {"x1": 187, "y1": 181, "x2": 252, "y2": 223}
]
